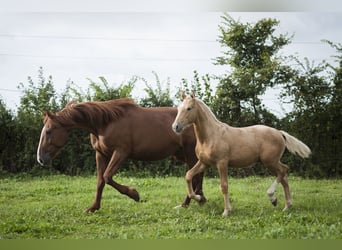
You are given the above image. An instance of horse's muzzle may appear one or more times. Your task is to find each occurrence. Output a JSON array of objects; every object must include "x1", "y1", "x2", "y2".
[{"x1": 37, "y1": 153, "x2": 51, "y2": 166}]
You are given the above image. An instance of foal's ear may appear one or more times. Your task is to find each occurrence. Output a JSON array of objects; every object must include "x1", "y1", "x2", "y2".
[
  {"x1": 190, "y1": 91, "x2": 195, "y2": 99},
  {"x1": 180, "y1": 91, "x2": 186, "y2": 100}
]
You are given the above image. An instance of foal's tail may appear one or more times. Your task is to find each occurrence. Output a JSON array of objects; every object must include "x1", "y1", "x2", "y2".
[{"x1": 280, "y1": 131, "x2": 311, "y2": 158}]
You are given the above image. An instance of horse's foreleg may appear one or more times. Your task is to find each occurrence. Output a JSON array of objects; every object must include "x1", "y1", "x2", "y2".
[
  {"x1": 185, "y1": 161, "x2": 207, "y2": 202},
  {"x1": 217, "y1": 161, "x2": 231, "y2": 216},
  {"x1": 103, "y1": 150, "x2": 140, "y2": 202},
  {"x1": 85, "y1": 151, "x2": 108, "y2": 213}
]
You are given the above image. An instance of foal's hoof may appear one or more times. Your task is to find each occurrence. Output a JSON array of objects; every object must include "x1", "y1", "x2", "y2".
[
  {"x1": 173, "y1": 204, "x2": 186, "y2": 209},
  {"x1": 282, "y1": 203, "x2": 292, "y2": 211},
  {"x1": 271, "y1": 198, "x2": 278, "y2": 207},
  {"x1": 192, "y1": 194, "x2": 203, "y2": 202},
  {"x1": 197, "y1": 195, "x2": 207, "y2": 205},
  {"x1": 222, "y1": 210, "x2": 230, "y2": 217}
]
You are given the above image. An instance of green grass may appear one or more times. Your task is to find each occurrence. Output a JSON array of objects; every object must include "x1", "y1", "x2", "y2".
[{"x1": 0, "y1": 174, "x2": 341, "y2": 239}]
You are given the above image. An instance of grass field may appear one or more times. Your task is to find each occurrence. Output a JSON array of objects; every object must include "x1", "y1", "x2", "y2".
[{"x1": 0, "y1": 174, "x2": 341, "y2": 239}]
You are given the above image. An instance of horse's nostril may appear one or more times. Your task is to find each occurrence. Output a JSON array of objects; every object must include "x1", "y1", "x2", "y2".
[{"x1": 38, "y1": 157, "x2": 44, "y2": 165}]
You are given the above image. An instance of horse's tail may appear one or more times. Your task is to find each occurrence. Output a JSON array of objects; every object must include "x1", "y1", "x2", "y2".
[{"x1": 280, "y1": 130, "x2": 311, "y2": 158}]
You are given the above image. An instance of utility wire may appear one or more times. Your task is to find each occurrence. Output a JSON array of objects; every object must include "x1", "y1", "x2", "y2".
[
  {"x1": 0, "y1": 34, "x2": 217, "y2": 43},
  {"x1": 0, "y1": 34, "x2": 329, "y2": 45}
]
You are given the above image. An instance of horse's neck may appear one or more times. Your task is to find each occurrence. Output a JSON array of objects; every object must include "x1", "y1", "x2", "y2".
[
  {"x1": 59, "y1": 109, "x2": 98, "y2": 135},
  {"x1": 193, "y1": 100, "x2": 222, "y2": 144}
]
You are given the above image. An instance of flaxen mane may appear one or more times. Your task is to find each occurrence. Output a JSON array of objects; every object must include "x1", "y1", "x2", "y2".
[{"x1": 51, "y1": 98, "x2": 138, "y2": 129}]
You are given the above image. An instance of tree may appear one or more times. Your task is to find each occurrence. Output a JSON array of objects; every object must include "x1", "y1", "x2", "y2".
[
  {"x1": 15, "y1": 67, "x2": 60, "y2": 172},
  {"x1": 65, "y1": 76, "x2": 136, "y2": 103},
  {"x1": 179, "y1": 70, "x2": 213, "y2": 106},
  {"x1": 0, "y1": 99, "x2": 17, "y2": 172},
  {"x1": 139, "y1": 71, "x2": 174, "y2": 107},
  {"x1": 213, "y1": 14, "x2": 294, "y2": 126},
  {"x1": 280, "y1": 55, "x2": 340, "y2": 177}
]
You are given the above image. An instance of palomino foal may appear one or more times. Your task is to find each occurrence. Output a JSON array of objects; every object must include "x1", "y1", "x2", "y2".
[{"x1": 172, "y1": 92, "x2": 311, "y2": 216}]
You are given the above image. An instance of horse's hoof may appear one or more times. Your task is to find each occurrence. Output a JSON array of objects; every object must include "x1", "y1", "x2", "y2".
[
  {"x1": 129, "y1": 188, "x2": 140, "y2": 202},
  {"x1": 84, "y1": 206, "x2": 99, "y2": 213},
  {"x1": 271, "y1": 198, "x2": 278, "y2": 207}
]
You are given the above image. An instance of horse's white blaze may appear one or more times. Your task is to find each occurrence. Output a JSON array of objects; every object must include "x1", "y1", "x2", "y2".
[
  {"x1": 37, "y1": 125, "x2": 46, "y2": 164},
  {"x1": 267, "y1": 180, "x2": 279, "y2": 202}
]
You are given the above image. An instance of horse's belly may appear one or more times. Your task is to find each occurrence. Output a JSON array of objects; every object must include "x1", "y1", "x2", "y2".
[
  {"x1": 229, "y1": 153, "x2": 259, "y2": 168},
  {"x1": 130, "y1": 144, "x2": 179, "y2": 161}
]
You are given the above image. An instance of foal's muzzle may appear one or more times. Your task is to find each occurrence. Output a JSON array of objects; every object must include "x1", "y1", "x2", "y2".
[{"x1": 172, "y1": 122, "x2": 184, "y2": 134}]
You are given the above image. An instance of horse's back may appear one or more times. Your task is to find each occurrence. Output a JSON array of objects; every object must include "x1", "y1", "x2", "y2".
[
  {"x1": 114, "y1": 106, "x2": 196, "y2": 161},
  {"x1": 221, "y1": 125, "x2": 285, "y2": 167}
]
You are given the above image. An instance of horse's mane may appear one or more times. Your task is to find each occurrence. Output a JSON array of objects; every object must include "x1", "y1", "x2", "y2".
[
  {"x1": 53, "y1": 98, "x2": 138, "y2": 129},
  {"x1": 195, "y1": 98, "x2": 220, "y2": 123}
]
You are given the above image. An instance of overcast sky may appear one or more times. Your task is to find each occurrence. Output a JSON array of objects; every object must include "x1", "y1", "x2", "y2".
[{"x1": 1, "y1": 9, "x2": 342, "y2": 116}]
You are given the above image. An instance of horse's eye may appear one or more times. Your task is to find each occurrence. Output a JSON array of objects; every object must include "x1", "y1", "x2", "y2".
[
  {"x1": 187, "y1": 107, "x2": 192, "y2": 111},
  {"x1": 46, "y1": 129, "x2": 52, "y2": 136}
]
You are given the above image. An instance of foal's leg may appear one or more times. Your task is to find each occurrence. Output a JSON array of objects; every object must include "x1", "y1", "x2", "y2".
[
  {"x1": 185, "y1": 161, "x2": 207, "y2": 202},
  {"x1": 174, "y1": 151, "x2": 206, "y2": 208},
  {"x1": 175, "y1": 172, "x2": 206, "y2": 209},
  {"x1": 279, "y1": 162, "x2": 292, "y2": 211},
  {"x1": 217, "y1": 161, "x2": 231, "y2": 216},
  {"x1": 267, "y1": 179, "x2": 279, "y2": 206},
  {"x1": 103, "y1": 150, "x2": 140, "y2": 201},
  {"x1": 85, "y1": 151, "x2": 108, "y2": 212},
  {"x1": 266, "y1": 161, "x2": 292, "y2": 211},
  {"x1": 193, "y1": 172, "x2": 206, "y2": 203}
]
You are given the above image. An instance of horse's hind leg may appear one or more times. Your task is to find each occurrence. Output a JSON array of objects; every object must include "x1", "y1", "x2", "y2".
[
  {"x1": 266, "y1": 162, "x2": 292, "y2": 211},
  {"x1": 104, "y1": 150, "x2": 140, "y2": 202},
  {"x1": 267, "y1": 179, "x2": 279, "y2": 206},
  {"x1": 279, "y1": 163, "x2": 292, "y2": 210}
]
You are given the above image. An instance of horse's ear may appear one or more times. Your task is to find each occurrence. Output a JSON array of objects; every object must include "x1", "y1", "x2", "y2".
[
  {"x1": 180, "y1": 91, "x2": 186, "y2": 100},
  {"x1": 190, "y1": 91, "x2": 195, "y2": 99},
  {"x1": 43, "y1": 111, "x2": 55, "y2": 119}
]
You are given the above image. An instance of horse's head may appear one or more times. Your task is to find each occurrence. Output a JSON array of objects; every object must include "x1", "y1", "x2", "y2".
[
  {"x1": 172, "y1": 91, "x2": 197, "y2": 134},
  {"x1": 37, "y1": 111, "x2": 69, "y2": 166}
]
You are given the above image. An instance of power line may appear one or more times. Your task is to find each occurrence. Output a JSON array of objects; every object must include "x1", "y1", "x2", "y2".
[
  {"x1": 0, "y1": 34, "x2": 329, "y2": 45},
  {"x1": 0, "y1": 53, "x2": 335, "y2": 63},
  {"x1": 0, "y1": 88, "x2": 22, "y2": 93},
  {"x1": 0, "y1": 34, "x2": 216, "y2": 43},
  {"x1": 0, "y1": 53, "x2": 212, "y2": 61}
]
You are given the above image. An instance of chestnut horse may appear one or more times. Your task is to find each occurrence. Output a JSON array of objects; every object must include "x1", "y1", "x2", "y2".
[
  {"x1": 37, "y1": 98, "x2": 205, "y2": 212},
  {"x1": 172, "y1": 93, "x2": 311, "y2": 216}
]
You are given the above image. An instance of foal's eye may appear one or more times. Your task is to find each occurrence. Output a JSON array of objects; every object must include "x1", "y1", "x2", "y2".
[
  {"x1": 186, "y1": 107, "x2": 192, "y2": 111},
  {"x1": 46, "y1": 129, "x2": 52, "y2": 136}
]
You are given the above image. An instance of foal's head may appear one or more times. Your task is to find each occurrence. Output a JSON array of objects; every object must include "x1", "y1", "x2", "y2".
[
  {"x1": 37, "y1": 111, "x2": 69, "y2": 166},
  {"x1": 172, "y1": 92, "x2": 197, "y2": 134}
]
